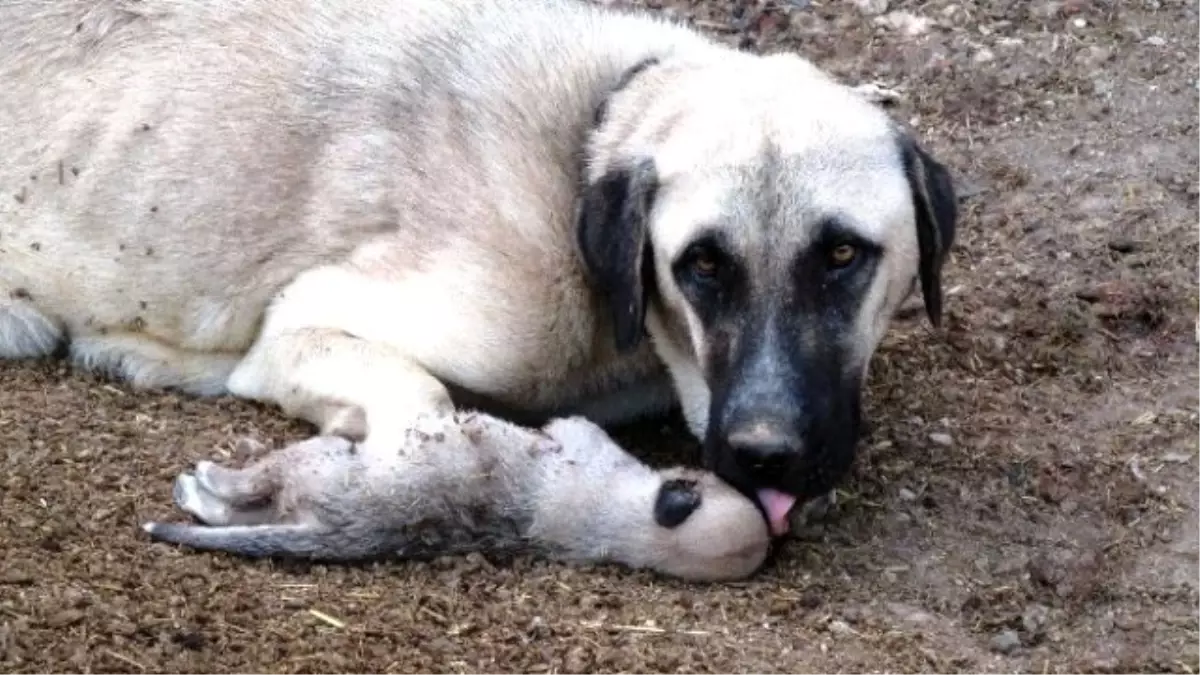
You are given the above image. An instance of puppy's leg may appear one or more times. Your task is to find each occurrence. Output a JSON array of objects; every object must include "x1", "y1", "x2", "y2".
[
  {"x1": 173, "y1": 473, "x2": 240, "y2": 526},
  {"x1": 192, "y1": 435, "x2": 353, "y2": 506},
  {"x1": 192, "y1": 460, "x2": 279, "y2": 508},
  {"x1": 174, "y1": 444, "x2": 289, "y2": 525},
  {"x1": 227, "y1": 327, "x2": 452, "y2": 453},
  {"x1": 143, "y1": 522, "x2": 329, "y2": 558}
]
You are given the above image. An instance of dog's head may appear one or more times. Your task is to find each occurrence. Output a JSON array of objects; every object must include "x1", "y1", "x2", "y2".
[{"x1": 576, "y1": 51, "x2": 957, "y2": 535}]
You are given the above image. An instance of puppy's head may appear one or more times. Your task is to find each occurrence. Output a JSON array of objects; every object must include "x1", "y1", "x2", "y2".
[
  {"x1": 576, "y1": 51, "x2": 957, "y2": 534},
  {"x1": 644, "y1": 467, "x2": 770, "y2": 582}
]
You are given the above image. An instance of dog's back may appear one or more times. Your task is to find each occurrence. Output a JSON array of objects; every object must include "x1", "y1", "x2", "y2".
[{"x1": 0, "y1": 0, "x2": 703, "y2": 402}]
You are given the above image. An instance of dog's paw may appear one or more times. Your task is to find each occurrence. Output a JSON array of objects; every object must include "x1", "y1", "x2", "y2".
[{"x1": 173, "y1": 472, "x2": 231, "y2": 525}]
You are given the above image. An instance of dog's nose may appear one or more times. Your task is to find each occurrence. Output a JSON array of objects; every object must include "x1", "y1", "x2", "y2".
[{"x1": 727, "y1": 423, "x2": 802, "y2": 481}]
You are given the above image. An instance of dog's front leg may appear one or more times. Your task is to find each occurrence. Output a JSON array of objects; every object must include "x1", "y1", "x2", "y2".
[{"x1": 226, "y1": 326, "x2": 452, "y2": 453}]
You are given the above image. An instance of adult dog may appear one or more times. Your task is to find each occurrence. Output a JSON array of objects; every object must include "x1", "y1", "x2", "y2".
[{"x1": 0, "y1": 0, "x2": 956, "y2": 537}]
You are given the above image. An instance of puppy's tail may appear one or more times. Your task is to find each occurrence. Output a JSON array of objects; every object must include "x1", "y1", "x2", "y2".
[{"x1": 142, "y1": 522, "x2": 345, "y2": 560}]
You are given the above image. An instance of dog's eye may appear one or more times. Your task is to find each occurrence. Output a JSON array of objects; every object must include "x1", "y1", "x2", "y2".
[
  {"x1": 673, "y1": 237, "x2": 737, "y2": 296},
  {"x1": 829, "y1": 243, "x2": 858, "y2": 269},
  {"x1": 690, "y1": 251, "x2": 720, "y2": 279}
]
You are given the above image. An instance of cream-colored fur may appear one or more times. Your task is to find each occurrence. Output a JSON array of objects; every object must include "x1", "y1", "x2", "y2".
[
  {"x1": 0, "y1": 0, "x2": 954, "y2": 534},
  {"x1": 143, "y1": 413, "x2": 770, "y2": 582}
]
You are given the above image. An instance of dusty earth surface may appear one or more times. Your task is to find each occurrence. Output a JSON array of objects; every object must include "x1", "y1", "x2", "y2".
[{"x1": 2, "y1": 0, "x2": 1198, "y2": 672}]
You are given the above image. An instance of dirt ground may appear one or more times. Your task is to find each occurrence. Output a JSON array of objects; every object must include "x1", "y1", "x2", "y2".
[{"x1": 1, "y1": 0, "x2": 1197, "y2": 672}]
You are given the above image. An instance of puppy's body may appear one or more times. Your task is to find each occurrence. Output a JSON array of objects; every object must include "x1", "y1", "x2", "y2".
[
  {"x1": 1, "y1": 0, "x2": 957, "y2": 525},
  {"x1": 144, "y1": 414, "x2": 770, "y2": 582}
]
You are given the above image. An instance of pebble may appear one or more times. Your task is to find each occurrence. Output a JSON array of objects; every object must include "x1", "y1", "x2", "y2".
[
  {"x1": 898, "y1": 487, "x2": 918, "y2": 502},
  {"x1": 1022, "y1": 603, "x2": 1050, "y2": 635},
  {"x1": 887, "y1": 602, "x2": 934, "y2": 625},
  {"x1": 990, "y1": 629, "x2": 1022, "y2": 654},
  {"x1": 828, "y1": 619, "x2": 855, "y2": 635},
  {"x1": 853, "y1": 0, "x2": 889, "y2": 16},
  {"x1": 873, "y1": 11, "x2": 930, "y2": 37},
  {"x1": 1077, "y1": 45, "x2": 1113, "y2": 69},
  {"x1": 929, "y1": 432, "x2": 953, "y2": 447},
  {"x1": 973, "y1": 48, "x2": 996, "y2": 64}
]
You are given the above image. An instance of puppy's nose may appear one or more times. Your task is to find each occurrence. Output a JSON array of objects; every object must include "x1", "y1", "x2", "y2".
[{"x1": 727, "y1": 423, "x2": 802, "y2": 480}]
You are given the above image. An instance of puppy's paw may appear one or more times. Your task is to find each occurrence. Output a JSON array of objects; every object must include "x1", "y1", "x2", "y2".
[
  {"x1": 193, "y1": 460, "x2": 221, "y2": 493},
  {"x1": 173, "y1": 473, "x2": 231, "y2": 525},
  {"x1": 653, "y1": 478, "x2": 702, "y2": 528}
]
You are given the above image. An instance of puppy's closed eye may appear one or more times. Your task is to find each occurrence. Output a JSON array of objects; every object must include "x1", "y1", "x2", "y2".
[{"x1": 654, "y1": 478, "x2": 702, "y2": 528}]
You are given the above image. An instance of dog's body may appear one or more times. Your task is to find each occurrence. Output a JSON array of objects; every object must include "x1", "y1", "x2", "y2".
[
  {"x1": 144, "y1": 413, "x2": 770, "y2": 581},
  {"x1": 0, "y1": 0, "x2": 957, "y2": 537},
  {"x1": 0, "y1": 0, "x2": 672, "y2": 416}
]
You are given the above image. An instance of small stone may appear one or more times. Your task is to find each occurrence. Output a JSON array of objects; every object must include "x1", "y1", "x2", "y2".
[
  {"x1": 1144, "y1": 35, "x2": 1166, "y2": 46},
  {"x1": 1077, "y1": 45, "x2": 1113, "y2": 69},
  {"x1": 898, "y1": 487, "x2": 918, "y2": 502},
  {"x1": 45, "y1": 609, "x2": 86, "y2": 628},
  {"x1": 990, "y1": 629, "x2": 1021, "y2": 654},
  {"x1": 973, "y1": 48, "x2": 996, "y2": 64},
  {"x1": 853, "y1": 0, "x2": 889, "y2": 16},
  {"x1": 1022, "y1": 603, "x2": 1050, "y2": 635},
  {"x1": 873, "y1": 11, "x2": 930, "y2": 36},
  {"x1": 828, "y1": 619, "x2": 855, "y2": 635},
  {"x1": 887, "y1": 602, "x2": 934, "y2": 624},
  {"x1": 564, "y1": 643, "x2": 588, "y2": 667},
  {"x1": 929, "y1": 432, "x2": 953, "y2": 447}
]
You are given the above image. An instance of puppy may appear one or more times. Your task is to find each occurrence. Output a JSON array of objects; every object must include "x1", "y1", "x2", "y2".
[{"x1": 143, "y1": 413, "x2": 770, "y2": 582}]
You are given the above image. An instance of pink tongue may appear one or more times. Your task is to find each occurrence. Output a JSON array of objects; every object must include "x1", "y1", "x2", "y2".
[{"x1": 756, "y1": 488, "x2": 799, "y2": 536}]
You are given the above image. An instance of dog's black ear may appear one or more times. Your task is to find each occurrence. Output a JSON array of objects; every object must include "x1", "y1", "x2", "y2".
[
  {"x1": 576, "y1": 159, "x2": 659, "y2": 352},
  {"x1": 899, "y1": 137, "x2": 958, "y2": 327}
]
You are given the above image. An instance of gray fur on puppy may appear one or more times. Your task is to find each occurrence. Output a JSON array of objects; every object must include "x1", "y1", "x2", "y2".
[{"x1": 144, "y1": 413, "x2": 770, "y2": 582}]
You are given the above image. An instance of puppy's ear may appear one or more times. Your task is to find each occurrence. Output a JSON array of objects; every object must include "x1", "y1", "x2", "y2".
[
  {"x1": 899, "y1": 137, "x2": 958, "y2": 327},
  {"x1": 576, "y1": 158, "x2": 659, "y2": 352}
]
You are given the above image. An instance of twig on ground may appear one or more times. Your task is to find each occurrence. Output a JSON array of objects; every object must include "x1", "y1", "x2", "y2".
[
  {"x1": 580, "y1": 620, "x2": 710, "y2": 636},
  {"x1": 307, "y1": 608, "x2": 346, "y2": 629},
  {"x1": 101, "y1": 648, "x2": 147, "y2": 672}
]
